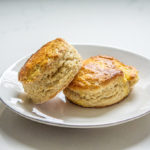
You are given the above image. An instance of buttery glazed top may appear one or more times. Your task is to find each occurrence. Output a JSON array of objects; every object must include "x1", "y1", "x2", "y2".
[
  {"x1": 68, "y1": 55, "x2": 138, "y2": 90},
  {"x1": 18, "y1": 38, "x2": 74, "y2": 83}
]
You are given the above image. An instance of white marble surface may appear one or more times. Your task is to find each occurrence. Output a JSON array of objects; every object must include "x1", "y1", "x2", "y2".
[{"x1": 0, "y1": 0, "x2": 150, "y2": 149}]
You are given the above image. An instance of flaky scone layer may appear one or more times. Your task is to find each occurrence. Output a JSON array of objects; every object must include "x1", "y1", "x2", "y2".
[
  {"x1": 19, "y1": 38, "x2": 82, "y2": 104},
  {"x1": 64, "y1": 55, "x2": 138, "y2": 107}
]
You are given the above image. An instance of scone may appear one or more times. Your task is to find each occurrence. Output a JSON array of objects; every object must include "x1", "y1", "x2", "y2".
[
  {"x1": 19, "y1": 38, "x2": 82, "y2": 104},
  {"x1": 63, "y1": 55, "x2": 139, "y2": 107}
]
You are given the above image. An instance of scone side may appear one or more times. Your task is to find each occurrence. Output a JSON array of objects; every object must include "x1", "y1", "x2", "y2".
[
  {"x1": 22, "y1": 49, "x2": 82, "y2": 104},
  {"x1": 64, "y1": 75, "x2": 130, "y2": 107},
  {"x1": 63, "y1": 55, "x2": 139, "y2": 108},
  {"x1": 18, "y1": 38, "x2": 82, "y2": 104},
  {"x1": 31, "y1": 64, "x2": 82, "y2": 104},
  {"x1": 66, "y1": 94, "x2": 129, "y2": 108}
]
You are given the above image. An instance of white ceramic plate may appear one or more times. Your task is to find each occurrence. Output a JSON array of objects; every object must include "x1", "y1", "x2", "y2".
[{"x1": 0, "y1": 45, "x2": 150, "y2": 128}]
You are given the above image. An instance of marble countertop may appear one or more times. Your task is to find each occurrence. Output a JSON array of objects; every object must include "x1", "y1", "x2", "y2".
[{"x1": 0, "y1": 0, "x2": 150, "y2": 149}]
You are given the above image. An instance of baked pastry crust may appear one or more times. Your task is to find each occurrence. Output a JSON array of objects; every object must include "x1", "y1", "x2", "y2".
[
  {"x1": 19, "y1": 38, "x2": 82, "y2": 104},
  {"x1": 64, "y1": 55, "x2": 139, "y2": 107}
]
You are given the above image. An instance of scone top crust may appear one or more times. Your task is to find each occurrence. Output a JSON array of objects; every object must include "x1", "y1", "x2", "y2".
[
  {"x1": 68, "y1": 55, "x2": 138, "y2": 90},
  {"x1": 19, "y1": 38, "x2": 76, "y2": 83}
]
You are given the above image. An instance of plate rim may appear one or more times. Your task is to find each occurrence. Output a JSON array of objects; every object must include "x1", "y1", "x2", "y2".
[
  {"x1": 0, "y1": 44, "x2": 150, "y2": 128},
  {"x1": 1, "y1": 97, "x2": 150, "y2": 128}
]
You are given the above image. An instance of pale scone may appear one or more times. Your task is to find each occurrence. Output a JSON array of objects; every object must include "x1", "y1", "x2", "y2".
[
  {"x1": 19, "y1": 38, "x2": 82, "y2": 104},
  {"x1": 63, "y1": 55, "x2": 139, "y2": 107}
]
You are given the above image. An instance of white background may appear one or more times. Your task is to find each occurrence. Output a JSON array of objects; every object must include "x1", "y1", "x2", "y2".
[{"x1": 0, "y1": 0, "x2": 150, "y2": 149}]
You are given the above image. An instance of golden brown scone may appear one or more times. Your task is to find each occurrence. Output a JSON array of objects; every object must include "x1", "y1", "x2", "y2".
[
  {"x1": 63, "y1": 55, "x2": 139, "y2": 107},
  {"x1": 19, "y1": 38, "x2": 82, "y2": 104}
]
